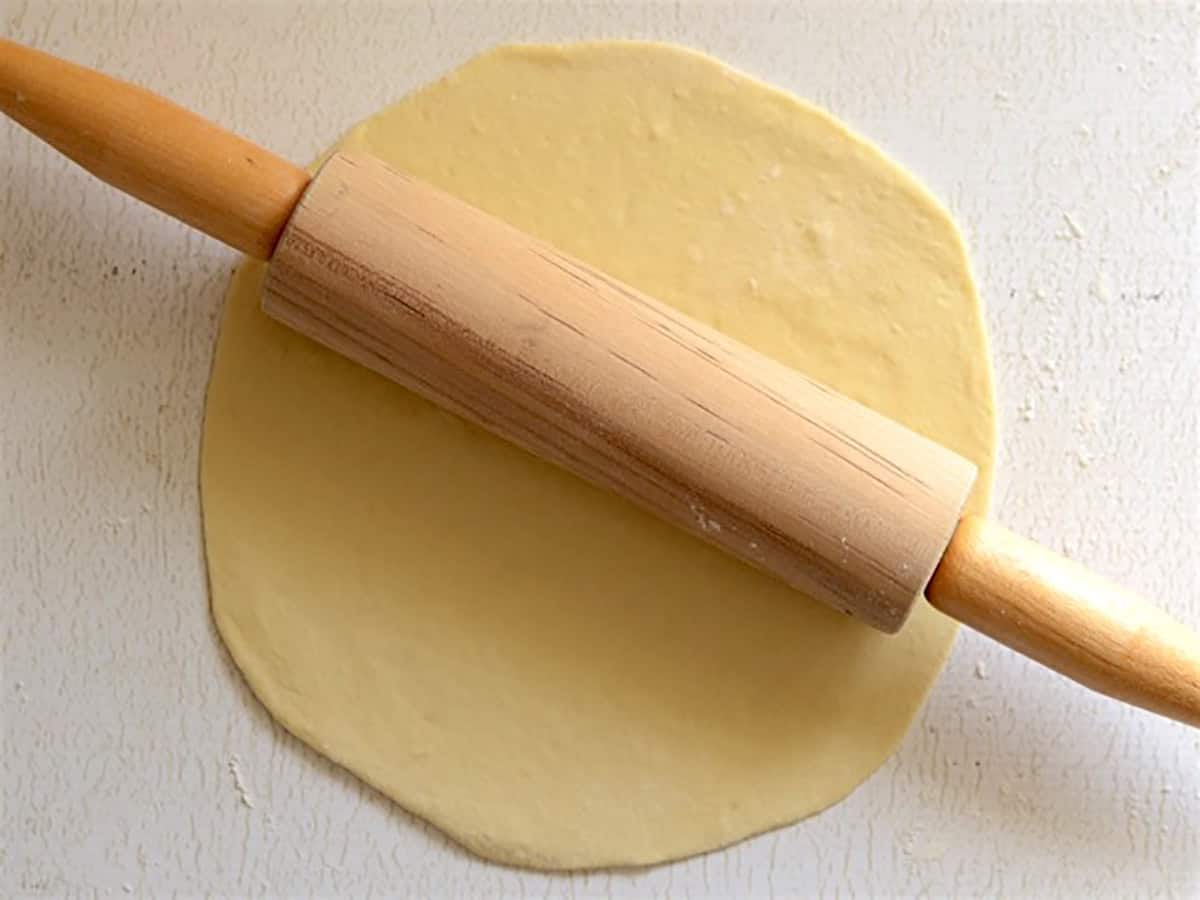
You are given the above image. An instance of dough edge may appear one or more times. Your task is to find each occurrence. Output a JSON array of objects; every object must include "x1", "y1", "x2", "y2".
[{"x1": 201, "y1": 40, "x2": 996, "y2": 870}]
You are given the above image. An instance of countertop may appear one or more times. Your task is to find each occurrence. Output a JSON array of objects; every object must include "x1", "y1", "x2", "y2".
[{"x1": 3, "y1": 2, "x2": 1197, "y2": 897}]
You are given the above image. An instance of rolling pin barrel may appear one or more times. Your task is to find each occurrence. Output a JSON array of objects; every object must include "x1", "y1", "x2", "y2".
[{"x1": 263, "y1": 151, "x2": 979, "y2": 632}]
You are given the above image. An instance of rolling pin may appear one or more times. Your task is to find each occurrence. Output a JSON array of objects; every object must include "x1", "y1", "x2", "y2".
[{"x1": 3, "y1": 38, "x2": 1197, "y2": 728}]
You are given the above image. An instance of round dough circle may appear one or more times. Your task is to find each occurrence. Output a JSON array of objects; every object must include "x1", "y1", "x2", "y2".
[{"x1": 202, "y1": 42, "x2": 995, "y2": 870}]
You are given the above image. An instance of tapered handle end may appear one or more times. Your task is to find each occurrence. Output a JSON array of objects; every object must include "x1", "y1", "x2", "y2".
[
  {"x1": 0, "y1": 38, "x2": 309, "y2": 259},
  {"x1": 927, "y1": 515, "x2": 1200, "y2": 728}
]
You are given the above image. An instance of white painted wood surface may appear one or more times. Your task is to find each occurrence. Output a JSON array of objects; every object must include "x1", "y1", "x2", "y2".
[{"x1": 3, "y1": 2, "x2": 1197, "y2": 896}]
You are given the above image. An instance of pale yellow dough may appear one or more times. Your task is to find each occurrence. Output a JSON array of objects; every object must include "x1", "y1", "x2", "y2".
[{"x1": 202, "y1": 42, "x2": 996, "y2": 869}]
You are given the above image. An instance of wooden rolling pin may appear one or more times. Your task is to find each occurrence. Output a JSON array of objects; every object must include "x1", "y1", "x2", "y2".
[{"x1": 3, "y1": 38, "x2": 1197, "y2": 728}]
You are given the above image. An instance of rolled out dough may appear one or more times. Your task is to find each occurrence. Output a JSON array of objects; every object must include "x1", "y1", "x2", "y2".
[{"x1": 202, "y1": 42, "x2": 996, "y2": 869}]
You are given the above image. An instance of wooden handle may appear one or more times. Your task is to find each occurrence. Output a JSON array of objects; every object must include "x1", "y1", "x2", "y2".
[
  {"x1": 263, "y1": 151, "x2": 979, "y2": 632},
  {"x1": 928, "y1": 515, "x2": 1200, "y2": 727},
  {"x1": 0, "y1": 38, "x2": 309, "y2": 259}
]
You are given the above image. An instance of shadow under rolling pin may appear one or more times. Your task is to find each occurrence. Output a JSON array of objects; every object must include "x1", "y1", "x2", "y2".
[{"x1": 1, "y1": 38, "x2": 1197, "y2": 728}]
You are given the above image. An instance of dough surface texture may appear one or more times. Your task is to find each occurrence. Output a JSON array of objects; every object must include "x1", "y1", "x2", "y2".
[{"x1": 202, "y1": 42, "x2": 996, "y2": 869}]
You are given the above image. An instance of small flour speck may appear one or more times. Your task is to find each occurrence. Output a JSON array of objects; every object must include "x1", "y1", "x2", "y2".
[
  {"x1": 1061, "y1": 212, "x2": 1085, "y2": 239},
  {"x1": 688, "y1": 499, "x2": 722, "y2": 534},
  {"x1": 227, "y1": 754, "x2": 257, "y2": 809}
]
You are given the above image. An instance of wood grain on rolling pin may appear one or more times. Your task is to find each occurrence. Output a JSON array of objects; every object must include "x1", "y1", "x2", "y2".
[{"x1": 263, "y1": 151, "x2": 978, "y2": 632}]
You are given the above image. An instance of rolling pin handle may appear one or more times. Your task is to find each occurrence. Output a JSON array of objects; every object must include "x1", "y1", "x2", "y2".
[
  {"x1": 927, "y1": 515, "x2": 1200, "y2": 727},
  {"x1": 0, "y1": 37, "x2": 309, "y2": 259}
]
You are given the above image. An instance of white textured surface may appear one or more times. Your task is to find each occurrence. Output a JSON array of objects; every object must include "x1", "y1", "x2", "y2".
[{"x1": 2, "y1": 1, "x2": 1197, "y2": 896}]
